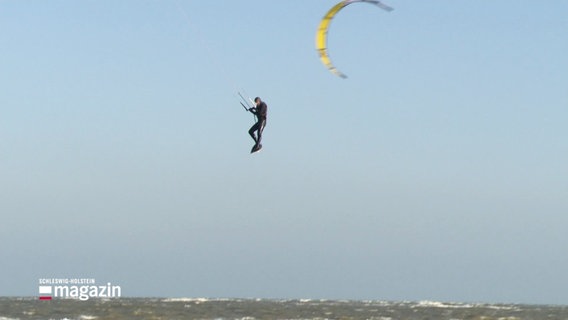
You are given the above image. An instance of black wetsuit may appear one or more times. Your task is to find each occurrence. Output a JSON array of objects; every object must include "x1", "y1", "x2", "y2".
[{"x1": 248, "y1": 101, "x2": 267, "y2": 146}]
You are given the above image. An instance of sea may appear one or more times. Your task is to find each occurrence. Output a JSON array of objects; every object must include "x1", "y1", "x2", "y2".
[{"x1": 1, "y1": 298, "x2": 567, "y2": 320}]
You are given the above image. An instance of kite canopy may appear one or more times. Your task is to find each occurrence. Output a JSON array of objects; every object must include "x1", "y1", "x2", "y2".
[{"x1": 315, "y1": 0, "x2": 393, "y2": 79}]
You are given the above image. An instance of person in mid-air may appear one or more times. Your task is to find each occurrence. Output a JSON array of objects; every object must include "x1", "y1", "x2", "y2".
[{"x1": 248, "y1": 97, "x2": 268, "y2": 153}]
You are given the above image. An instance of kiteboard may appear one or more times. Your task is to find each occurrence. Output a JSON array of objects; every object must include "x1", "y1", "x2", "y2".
[{"x1": 251, "y1": 144, "x2": 262, "y2": 154}]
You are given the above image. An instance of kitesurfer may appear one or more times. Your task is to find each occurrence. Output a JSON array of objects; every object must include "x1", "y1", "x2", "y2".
[{"x1": 248, "y1": 97, "x2": 267, "y2": 153}]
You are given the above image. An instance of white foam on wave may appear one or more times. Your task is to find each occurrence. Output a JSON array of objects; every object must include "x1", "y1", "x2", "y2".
[
  {"x1": 163, "y1": 298, "x2": 210, "y2": 303},
  {"x1": 162, "y1": 298, "x2": 238, "y2": 303},
  {"x1": 412, "y1": 300, "x2": 521, "y2": 311},
  {"x1": 414, "y1": 301, "x2": 476, "y2": 309}
]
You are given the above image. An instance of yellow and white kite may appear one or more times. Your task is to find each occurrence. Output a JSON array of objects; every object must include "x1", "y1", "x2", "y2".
[{"x1": 315, "y1": 0, "x2": 393, "y2": 79}]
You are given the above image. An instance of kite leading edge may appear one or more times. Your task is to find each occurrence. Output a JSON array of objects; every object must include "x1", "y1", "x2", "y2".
[{"x1": 315, "y1": 0, "x2": 393, "y2": 79}]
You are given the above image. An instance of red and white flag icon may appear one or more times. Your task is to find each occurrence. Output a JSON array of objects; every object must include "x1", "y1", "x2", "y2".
[{"x1": 39, "y1": 286, "x2": 52, "y2": 300}]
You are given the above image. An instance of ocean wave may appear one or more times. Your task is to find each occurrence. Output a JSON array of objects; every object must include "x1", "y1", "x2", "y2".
[
  {"x1": 162, "y1": 298, "x2": 241, "y2": 303},
  {"x1": 412, "y1": 300, "x2": 521, "y2": 311},
  {"x1": 0, "y1": 297, "x2": 559, "y2": 320}
]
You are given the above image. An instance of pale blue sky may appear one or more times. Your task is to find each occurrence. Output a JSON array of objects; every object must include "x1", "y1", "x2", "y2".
[{"x1": 1, "y1": 0, "x2": 567, "y2": 304}]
